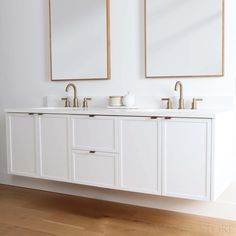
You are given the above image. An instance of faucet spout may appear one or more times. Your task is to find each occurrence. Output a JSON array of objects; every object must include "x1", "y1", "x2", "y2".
[
  {"x1": 65, "y1": 83, "x2": 79, "y2": 107},
  {"x1": 174, "y1": 81, "x2": 184, "y2": 109}
]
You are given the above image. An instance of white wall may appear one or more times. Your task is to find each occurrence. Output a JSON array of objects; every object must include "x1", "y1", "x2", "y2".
[{"x1": 0, "y1": 0, "x2": 236, "y2": 220}]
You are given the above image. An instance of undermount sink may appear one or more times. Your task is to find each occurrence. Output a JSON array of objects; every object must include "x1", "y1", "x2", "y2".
[
  {"x1": 126, "y1": 108, "x2": 197, "y2": 112},
  {"x1": 33, "y1": 107, "x2": 84, "y2": 110}
]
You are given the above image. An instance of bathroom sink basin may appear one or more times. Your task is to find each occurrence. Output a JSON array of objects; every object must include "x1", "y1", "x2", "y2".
[
  {"x1": 33, "y1": 107, "x2": 84, "y2": 111},
  {"x1": 126, "y1": 108, "x2": 189, "y2": 112}
]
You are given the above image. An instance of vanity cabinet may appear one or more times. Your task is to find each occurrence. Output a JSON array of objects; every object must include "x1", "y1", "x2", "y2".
[
  {"x1": 6, "y1": 110, "x2": 233, "y2": 201},
  {"x1": 161, "y1": 118, "x2": 212, "y2": 201},
  {"x1": 7, "y1": 114, "x2": 38, "y2": 177},
  {"x1": 119, "y1": 117, "x2": 161, "y2": 194}
]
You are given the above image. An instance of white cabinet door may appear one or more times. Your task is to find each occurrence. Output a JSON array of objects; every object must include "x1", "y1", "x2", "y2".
[
  {"x1": 39, "y1": 115, "x2": 70, "y2": 182},
  {"x1": 73, "y1": 151, "x2": 118, "y2": 188},
  {"x1": 6, "y1": 113, "x2": 38, "y2": 177},
  {"x1": 119, "y1": 118, "x2": 161, "y2": 194},
  {"x1": 71, "y1": 116, "x2": 117, "y2": 153},
  {"x1": 162, "y1": 118, "x2": 212, "y2": 201}
]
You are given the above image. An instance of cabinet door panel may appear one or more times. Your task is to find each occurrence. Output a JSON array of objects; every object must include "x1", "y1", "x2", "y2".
[
  {"x1": 71, "y1": 116, "x2": 117, "y2": 153},
  {"x1": 162, "y1": 119, "x2": 211, "y2": 201},
  {"x1": 39, "y1": 115, "x2": 70, "y2": 181},
  {"x1": 73, "y1": 151, "x2": 117, "y2": 187},
  {"x1": 7, "y1": 114, "x2": 37, "y2": 176},
  {"x1": 120, "y1": 118, "x2": 161, "y2": 194}
]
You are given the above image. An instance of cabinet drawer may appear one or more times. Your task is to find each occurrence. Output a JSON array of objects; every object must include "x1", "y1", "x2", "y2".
[
  {"x1": 71, "y1": 116, "x2": 117, "y2": 153},
  {"x1": 72, "y1": 151, "x2": 117, "y2": 188}
]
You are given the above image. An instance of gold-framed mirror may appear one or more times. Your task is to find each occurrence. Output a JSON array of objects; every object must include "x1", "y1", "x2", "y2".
[
  {"x1": 49, "y1": 0, "x2": 110, "y2": 81},
  {"x1": 145, "y1": 0, "x2": 224, "y2": 78}
]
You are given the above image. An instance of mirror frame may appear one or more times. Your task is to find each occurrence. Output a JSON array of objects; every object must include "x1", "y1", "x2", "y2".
[
  {"x1": 49, "y1": 0, "x2": 111, "y2": 81},
  {"x1": 144, "y1": 0, "x2": 225, "y2": 79}
]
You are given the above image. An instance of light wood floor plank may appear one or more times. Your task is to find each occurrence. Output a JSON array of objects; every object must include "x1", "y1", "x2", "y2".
[{"x1": 0, "y1": 184, "x2": 235, "y2": 236}]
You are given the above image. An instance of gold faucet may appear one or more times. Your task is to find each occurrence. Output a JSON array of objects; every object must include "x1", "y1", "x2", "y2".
[
  {"x1": 174, "y1": 81, "x2": 184, "y2": 109},
  {"x1": 161, "y1": 98, "x2": 173, "y2": 109},
  {"x1": 82, "y1": 97, "x2": 92, "y2": 108},
  {"x1": 65, "y1": 83, "x2": 79, "y2": 108},
  {"x1": 191, "y1": 98, "x2": 203, "y2": 110}
]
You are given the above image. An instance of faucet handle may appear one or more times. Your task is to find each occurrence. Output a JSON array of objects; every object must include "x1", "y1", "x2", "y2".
[
  {"x1": 61, "y1": 97, "x2": 71, "y2": 108},
  {"x1": 161, "y1": 98, "x2": 173, "y2": 109},
  {"x1": 191, "y1": 98, "x2": 203, "y2": 110},
  {"x1": 83, "y1": 97, "x2": 92, "y2": 108}
]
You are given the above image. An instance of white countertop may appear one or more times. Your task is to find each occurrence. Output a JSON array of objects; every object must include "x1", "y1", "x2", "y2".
[{"x1": 4, "y1": 107, "x2": 234, "y2": 119}]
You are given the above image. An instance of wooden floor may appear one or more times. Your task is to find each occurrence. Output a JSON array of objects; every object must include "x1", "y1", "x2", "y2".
[{"x1": 0, "y1": 185, "x2": 235, "y2": 236}]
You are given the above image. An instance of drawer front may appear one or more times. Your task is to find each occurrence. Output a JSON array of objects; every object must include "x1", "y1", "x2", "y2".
[
  {"x1": 71, "y1": 116, "x2": 117, "y2": 153},
  {"x1": 72, "y1": 151, "x2": 117, "y2": 188}
]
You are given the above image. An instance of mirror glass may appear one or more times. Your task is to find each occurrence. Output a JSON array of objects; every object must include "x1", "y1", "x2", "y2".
[
  {"x1": 49, "y1": 0, "x2": 110, "y2": 81},
  {"x1": 145, "y1": 0, "x2": 224, "y2": 78}
]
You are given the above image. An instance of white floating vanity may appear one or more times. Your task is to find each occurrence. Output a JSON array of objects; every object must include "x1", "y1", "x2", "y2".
[{"x1": 5, "y1": 108, "x2": 235, "y2": 202}]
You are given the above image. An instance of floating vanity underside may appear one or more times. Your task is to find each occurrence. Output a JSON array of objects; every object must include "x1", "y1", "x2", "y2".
[{"x1": 5, "y1": 108, "x2": 235, "y2": 202}]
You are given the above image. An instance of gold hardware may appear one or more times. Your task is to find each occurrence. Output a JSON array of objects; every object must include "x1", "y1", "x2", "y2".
[
  {"x1": 29, "y1": 113, "x2": 43, "y2": 116},
  {"x1": 83, "y1": 97, "x2": 92, "y2": 108},
  {"x1": 61, "y1": 97, "x2": 71, "y2": 108},
  {"x1": 161, "y1": 98, "x2": 173, "y2": 109},
  {"x1": 150, "y1": 117, "x2": 158, "y2": 120},
  {"x1": 191, "y1": 98, "x2": 203, "y2": 110},
  {"x1": 174, "y1": 81, "x2": 184, "y2": 109},
  {"x1": 65, "y1": 83, "x2": 79, "y2": 108},
  {"x1": 109, "y1": 96, "x2": 122, "y2": 98}
]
